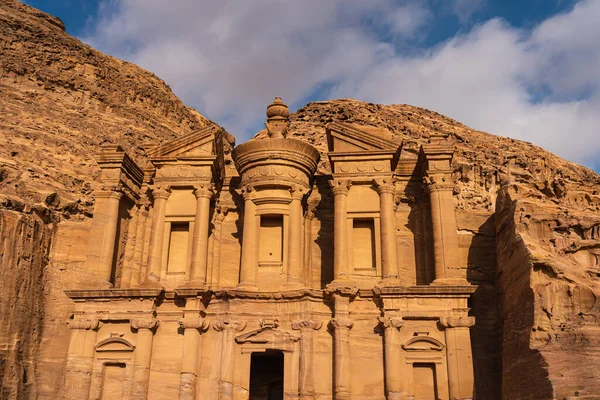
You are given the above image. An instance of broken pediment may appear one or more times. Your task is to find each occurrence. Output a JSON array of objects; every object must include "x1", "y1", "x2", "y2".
[
  {"x1": 402, "y1": 335, "x2": 445, "y2": 352},
  {"x1": 95, "y1": 336, "x2": 135, "y2": 353},
  {"x1": 326, "y1": 122, "x2": 398, "y2": 153},
  {"x1": 146, "y1": 124, "x2": 223, "y2": 160},
  {"x1": 235, "y1": 326, "x2": 300, "y2": 345}
]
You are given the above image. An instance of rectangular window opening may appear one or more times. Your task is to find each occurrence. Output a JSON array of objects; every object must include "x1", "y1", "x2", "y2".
[
  {"x1": 259, "y1": 215, "x2": 284, "y2": 267},
  {"x1": 353, "y1": 218, "x2": 376, "y2": 270},
  {"x1": 167, "y1": 222, "x2": 189, "y2": 273}
]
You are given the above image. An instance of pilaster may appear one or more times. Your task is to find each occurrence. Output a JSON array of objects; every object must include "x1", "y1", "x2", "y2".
[
  {"x1": 292, "y1": 319, "x2": 323, "y2": 398},
  {"x1": 440, "y1": 316, "x2": 476, "y2": 400},
  {"x1": 187, "y1": 183, "x2": 214, "y2": 287},
  {"x1": 238, "y1": 185, "x2": 258, "y2": 290},
  {"x1": 130, "y1": 317, "x2": 159, "y2": 400},
  {"x1": 373, "y1": 178, "x2": 400, "y2": 284},
  {"x1": 329, "y1": 179, "x2": 352, "y2": 282},
  {"x1": 179, "y1": 317, "x2": 210, "y2": 400},
  {"x1": 85, "y1": 189, "x2": 123, "y2": 286},
  {"x1": 284, "y1": 185, "x2": 306, "y2": 289},
  {"x1": 214, "y1": 319, "x2": 247, "y2": 400},
  {"x1": 378, "y1": 315, "x2": 404, "y2": 400},
  {"x1": 143, "y1": 187, "x2": 171, "y2": 287},
  {"x1": 62, "y1": 318, "x2": 99, "y2": 399}
]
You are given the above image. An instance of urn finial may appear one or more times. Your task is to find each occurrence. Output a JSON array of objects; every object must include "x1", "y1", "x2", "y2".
[{"x1": 265, "y1": 97, "x2": 289, "y2": 138}]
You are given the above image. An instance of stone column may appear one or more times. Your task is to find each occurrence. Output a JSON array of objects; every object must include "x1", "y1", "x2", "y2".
[
  {"x1": 284, "y1": 186, "x2": 305, "y2": 289},
  {"x1": 292, "y1": 319, "x2": 322, "y2": 398},
  {"x1": 63, "y1": 318, "x2": 99, "y2": 400},
  {"x1": 379, "y1": 316, "x2": 404, "y2": 400},
  {"x1": 178, "y1": 317, "x2": 209, "y2": 400},
  {"x1": 209, "y1": 207, "x2": 228, "y2": 287},
  {"x1": 86, "y1": 189, "x2": 123, "y2": 285},
  {"x1": 427, "y1": 181, "x2": 465, "y2": 285},
  {"x1": 330, "y1": 317, "x2": 353, "y2": 400},
  {"x1": 121, "y1": 205, "x2": 140, "y2": 288},
  {"x1": 238, "y1": 186, "x2": 258, "y2": 290},
  {"x1": 214, "y1": 319, "x2": 247, "y2": 400},
  {"x1": 187, "y1": 184, "x2": 213, "y2": 286},
  {"x1": 441, "y1": 316, "x2": 476, "y2": 400},
  {"x1": 374, "y1": 179, "x2": 399, "y2": 283},
  {"x1": 132, "y1": 206, "x2": 149, "y2": 287},
  {"x1": 130, "y1": 317, "x2": 158, "y2": 400},
  {"x1": 144, "y1": 187, "x2": 170, "y2": 286},
  {"x1": 329, "y1": 180, "x2": 351, "y2": 281}
]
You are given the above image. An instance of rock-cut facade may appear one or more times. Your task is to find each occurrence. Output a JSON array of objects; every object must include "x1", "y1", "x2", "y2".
[{"x1": 62, "y1": 98, "x2": 477, "y2": 400}]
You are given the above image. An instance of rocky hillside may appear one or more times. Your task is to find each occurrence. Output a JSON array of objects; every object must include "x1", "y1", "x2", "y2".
[
  {"x1": 0, "y1": 0, "x2": 212, "y2": 219},
  {"x1": 1, "y1": 0, "x2": 600, "y2": 399}
]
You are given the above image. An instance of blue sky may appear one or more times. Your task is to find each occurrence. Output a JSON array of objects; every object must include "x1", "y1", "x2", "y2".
[{"x1": 24, "y1": 0, "x2": 600, "y2": 171}]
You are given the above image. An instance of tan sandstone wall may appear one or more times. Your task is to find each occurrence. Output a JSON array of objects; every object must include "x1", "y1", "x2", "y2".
[{"x1": 0, "y1": 209, "x2": 53, "y2": 399}]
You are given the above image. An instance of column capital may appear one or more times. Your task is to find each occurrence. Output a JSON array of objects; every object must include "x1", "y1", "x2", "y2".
[
  {"x1": 372, "y1": 178, "x2": 395, "y2": 195},
  {"x1": 423, "y1": 175, "x2": 454, "y2": 193},
  {"x1": 439, "y1": 316, "x2": 475, "y2": 329},
  {"x1": 95, "y1": 189, "x2": 124, "y2": 201},
  {"x1": 328, "y1": 179, "x2": 352, "y2": 196},
  {"x1": 377, "y1": 316, "x2": 404, "y2": 330},
  {"x1": 240, "y1": 184, "x2": 255, "y2": 201},
  {"x1": 151, "y1": 186, "x2": 172, "y2": 200},
  {"x1": 290, "y1": 184, "x2": 306, "y2": 200},
  {"x1": 193, "y1": 183, "x2": 215, "y2": 200},
  {"x1": 179, "y1": 317, "x2": 209, "y2": 331},
  {"x1": 292, "y1": 319, "x2": 323, "y2": 331},
  {"x1": 67, "y1": 318, "x2": 100, "y2": 331},
  {"x1": 131, "y1": 317, "x2": 159, "y2": 331},
  {"x1": 329, "y1": 318, "x2": 353, "y2": 331},
  {"x1": 213, "y1": 318, "x2": 247, "y2": 332}
]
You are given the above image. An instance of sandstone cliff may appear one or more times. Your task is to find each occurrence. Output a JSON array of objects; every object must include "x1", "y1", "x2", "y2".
[{"x1": 1, "y1": 0, "x2": 600, "y2": 399}]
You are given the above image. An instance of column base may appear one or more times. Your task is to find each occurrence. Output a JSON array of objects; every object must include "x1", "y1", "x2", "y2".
[
  {"x1": 386, "y1": 392, "x2": 412, "y2": 400},
  {"x1": 236, "y1": 282, "x2": 258, "y2": 291},
  {"x1": 377, "y1": 276, "x2": 401, "y2": 287},
  {"x1": 282, "y1": 280, "x2": 304, "y2": 290},
  {"x1": 431, "y1": 277, "x2": 470, "y2": 286},
  {"x1": 139, "y1": 279, "x2": 164, "y2": 289},
  {"x1": 182, "y1": 279, "x2": 207, "y2": 289}
]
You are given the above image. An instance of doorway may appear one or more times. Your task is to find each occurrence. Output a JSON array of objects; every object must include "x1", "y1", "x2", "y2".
[{"x1": 249, "y1": 351, "x2": 284, "y2": 400}]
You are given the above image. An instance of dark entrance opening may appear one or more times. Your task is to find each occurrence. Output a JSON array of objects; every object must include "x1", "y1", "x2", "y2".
[{"x1": 249, "y1": 351, "x2": 284, "y2": 400}]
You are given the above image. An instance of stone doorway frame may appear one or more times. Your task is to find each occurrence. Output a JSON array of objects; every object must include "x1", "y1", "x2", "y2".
[{"x1": 235, "y1": 321, "x2": 301, "y2": 399}]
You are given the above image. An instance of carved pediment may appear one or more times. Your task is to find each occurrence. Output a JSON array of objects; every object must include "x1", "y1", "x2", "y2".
[
  {"x1": 95, "y1": 336, "x2": 135, "y2": 352},
  {"x1": 146, "y1": 124, "x2": 222, "y2": 160},
  {"x1": 326, "y1": 122, "x2": 398, "y2": 153},
  {"x1": 235, "y1": 326, "x2": 300, "y2": 345},
  {"x1": 402, "y1": 336, "x2": 444, "y2": 352}
]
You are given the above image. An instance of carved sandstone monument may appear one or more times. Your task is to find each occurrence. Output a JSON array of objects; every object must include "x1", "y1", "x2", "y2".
[{"x1": 1, "y1": 1, "x2": 600, "y2": 399}]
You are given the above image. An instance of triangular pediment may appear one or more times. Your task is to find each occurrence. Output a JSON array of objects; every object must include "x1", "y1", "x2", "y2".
[
  {"x1": 146, "y1": 124, "x2": 222, "y2": 159},
  {"x1": 326, "y1": 122, "x2": 398, "y2": 153},
  {"x1": 235, "y1": 327, "x2": 300, "y2": 345}
]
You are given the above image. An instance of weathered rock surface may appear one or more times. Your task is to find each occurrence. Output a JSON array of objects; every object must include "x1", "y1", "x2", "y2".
[{"x1": 1, "y1": 0, "x2": 600, "y2": 399}]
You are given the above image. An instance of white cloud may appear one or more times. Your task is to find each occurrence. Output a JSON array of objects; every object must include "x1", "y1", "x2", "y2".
[
  {"x1": 84, "y1": 0, "x2": 600, "y2": 169},
  {"x1": 450, "y1": 0, "x2": 486, "y2": 23}
]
